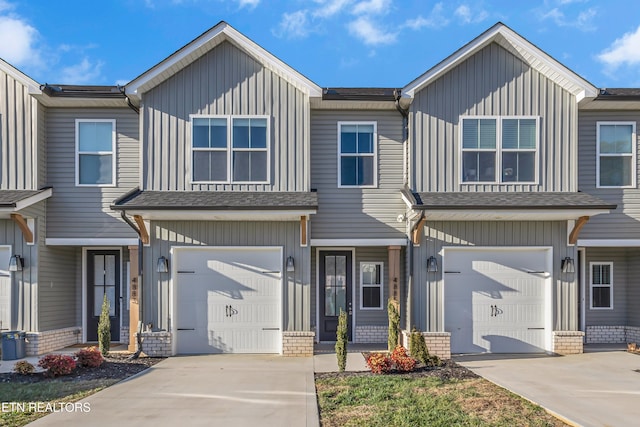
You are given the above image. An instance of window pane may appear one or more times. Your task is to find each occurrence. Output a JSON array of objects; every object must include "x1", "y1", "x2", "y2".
[
  {"x1": 233, "y1": 151, "x2": 267, "y2": 182},
  {"x1": 232, "y1": 118, "x2": 250, "y2": 148},
  {"x1": 358, "y1": 156, "x2": 374, "y2": 185},
  {"x1": 105, "y1": 255, "x2": 116, "y2": 286},
  {"x1": 94, "y1": 255, "x2": 105, "y2": 286},
  {"x1": 592, "y1": 286, "x2": 611, "y2": 308},
  {"x1": 519, "y1": 119, "x2": 537, "y2": 149},
  {"x1": 341, "y1": 125, "x2": 357, "y2": 153},
  {"x1": 341, "y1": 157, "x2": 357, "y2": 185},
  {"x1": 94, "y1": 286, "x2": 115, "y2": 317},
  {"x1": 600, "y1": 124, "x2": 632, "y2": 154},
  {"x1": 362, "y1": 263, "x2": 381, "y2": 285},
  {"x1": 193, "y1": 151, "x2": 227, "y2": 181},
  {"x1": 462, "y1": 151, "x2": 479, "y2": 182},
  {"x1": 79, "y1": 122, "x2": 112, "y2": 152},
  {"x1": 79, "y1": 154, "x2": 113, "y2": 184},
  {"x1": 463, "y1": 151, "x2": 497, "y2": 182},
  {"x1": 193, "y1": 119, "x2": 209, "y2": 148},
  {"x1": 363, "y1": 286, "x2": 381, "y2": 308},
  {"x1": 479, "y1": 119, "x2": 496, "y2": 149},
  {"x1": 249, "y1": 119, "x2": 267, "y2": 149},
  {"x1": 502, "y1": 152, "x2": 535, "y2": 182},
  {"x1": 193, "y1": 118, "x2": 227, "y2": 148},
  {"x1": 600, "y1": 157, "x2": 632, "y2": 186},
  {"x1": 357, "y1": 125, "x2": 374, "y2": 153},
  {"x1": 502, "y1": 120, "x2": 518, "y2": 149},
  {"x1": 325, "y1": 256, "x2": 336, "y2": 316}
]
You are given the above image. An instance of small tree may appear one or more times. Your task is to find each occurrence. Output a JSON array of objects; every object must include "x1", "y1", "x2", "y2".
[
  {"x1": 335, "y1": 308, "x2": 348, "y2": 372},
  {"x1": 409, "y1": 326, "x2": 429, "y2": 365},
  {"x1": 387, "y1": 299, "x2": 400, "y2": 352},
  {"x1": 98, "y1": 293, "x2": 111, "y2": 356}
]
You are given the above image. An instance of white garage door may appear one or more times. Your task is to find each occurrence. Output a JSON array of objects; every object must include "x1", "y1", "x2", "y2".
[
  {"x1": 444, "y1": 248, "x2": 550, "y2": 354},
  {"x1": 174, "y1": 247, "x2": 282, "y2": 354}
]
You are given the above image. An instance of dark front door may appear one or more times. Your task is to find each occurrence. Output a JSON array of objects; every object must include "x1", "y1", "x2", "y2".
[
  {"x1": 87, "y1": 250, "x2": 120, "y2": 342},
  {"x1": 319, "y1": 251, "x2": 352, "y2": 341}
]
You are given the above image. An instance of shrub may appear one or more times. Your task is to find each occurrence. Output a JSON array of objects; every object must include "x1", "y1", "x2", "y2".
[
  {"x1": 75, "y1": 346, "x2": 104, "y2": 368},
  {"x1": 38, "y1": 354, "x2": 76, "y2": 377},
  {"x1": 13, "y1": 360, "x2": 35, "y2": 375},
  {"x1": 98, "y1": 293, "x2": 111, "y2": 356},
  {"x1": 387, "y1": 299, "x2": 400, "y2": 352},
  {"x1": 409, "y1": 327, "x2": 430, "y2": 365},
  {"x1": 390, "y1": 345, "x2": 417, "y2": 372},
  {"x1": 366, "y1": 352, "x2": 392, "y2": 374},
  {"x1": 335, "y1": 308, "x2": 348, "y2": 372}
]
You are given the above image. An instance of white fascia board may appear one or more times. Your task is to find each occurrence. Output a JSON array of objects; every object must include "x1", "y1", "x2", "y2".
[
  {"x1": 46, "y1": 238, "x2": 139, "y2": 246},
  {"x1": 121, "y1": 209, "x2": 317, "y2": 221},
  {"x1": 422, "y1": 208, "x2": 610, "y2": 221},
  {"x1": 310, "y1": 239, "x2": 408, "y2": 247},
  {"x1": 577, "y1": 239, "x2": 640, "y2": 247},
  {"x1": 14, "y1": 188, "x2": 53, "y2": 211},
  {"x1": 402, "y1": 23, "x2": 597, "y2": 99},
  {"x1": 126, "y1": 23, "x2": 321, "y2": 99}
]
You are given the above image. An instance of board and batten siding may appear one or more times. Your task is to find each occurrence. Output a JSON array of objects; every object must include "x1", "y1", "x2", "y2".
[
  {"x1": 141, "y1": 41, "x2": 309, "y2": 192},
  {"x1": 310, "y1": 110, "x2": 405, "y2": 239},
  {"x1": 411, "y1": 221, "x2": 577, "y2": 333},
  {"x1": 145, "y1": 221, "x2": 310, "y2": 333},
  {"x1": 45, "y1": 108, "x2": 139, "y2": 239},
  {"x1": 0, "y1": 68, "x2": 39, "y2": 190},
  {"x1": 627, "y1": 251, "x2": 640, "y2": 327},
  {"x1": 410, "y1": 42, "x2": 577, "y2": 193},
  {"x1": 578, "y1": 111, "x2": 640, "y2": 239},
  {"x1": 583, "y1": 247, "x2": 628, "y2": 327}
]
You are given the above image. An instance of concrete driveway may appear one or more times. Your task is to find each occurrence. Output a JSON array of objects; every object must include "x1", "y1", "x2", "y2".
[
  {"x1": 455, "y1": 347, "x2": 640, "y2": 427},
  {"x1": 28, "y1": 355, "x2": 319, "y2": 427}
]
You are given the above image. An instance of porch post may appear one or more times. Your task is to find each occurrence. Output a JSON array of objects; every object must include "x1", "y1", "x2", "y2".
[
  {"x1": 128, "y1": 245, "x2": 139, "y2": 352},
  {"x1": 388, "y1": 246, "x2": 401, "y2": 311}
]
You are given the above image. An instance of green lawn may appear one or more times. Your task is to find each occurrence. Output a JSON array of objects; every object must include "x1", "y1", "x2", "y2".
[
  {"x1": 0, "y1": 379, "x2": 118, "y2": 427},
  {"x1": 315, "y1": 374, "x2": 567, "y2": 427}
]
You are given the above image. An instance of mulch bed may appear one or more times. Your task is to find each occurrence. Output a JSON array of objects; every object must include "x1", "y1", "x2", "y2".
[
  {"x1": 0, "y1": 353, "x2": 164, "y2": 384},
  {"x1": 315, "y1": 358, "x2": 478, "y2": 381}
]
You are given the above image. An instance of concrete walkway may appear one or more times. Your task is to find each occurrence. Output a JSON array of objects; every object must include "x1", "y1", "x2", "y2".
[
  {"x1": 28, "y1": 355, "x2": 319, "y2": 427},
  {"x1": 455, "y1": 347, "x2": 640, "y2": 427}
]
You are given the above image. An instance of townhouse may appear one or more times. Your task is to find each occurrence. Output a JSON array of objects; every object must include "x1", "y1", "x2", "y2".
[{"x1": 0, "y1": 20, "x2": 636, "y2": 358}]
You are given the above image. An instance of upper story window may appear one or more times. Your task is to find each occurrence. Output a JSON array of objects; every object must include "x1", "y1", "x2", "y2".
[
  {"x1": 338, "y1": 122, "x2": 377, "y2": 187},
  {"x1": 590, "y1": 262, "x2": 613, "y2": 309},
  {"x1": 76, "y1": 119, "x2": 116, "y2": 186},
  {"x1": 597, "y1": 122, "x2": 636, "y2": 188},
  {"x1": 461, "y1": 117, "x2": 538, "y2": 184},
  {"x1": 191, "y1": 116, "x2": 269, "y2": 183}
]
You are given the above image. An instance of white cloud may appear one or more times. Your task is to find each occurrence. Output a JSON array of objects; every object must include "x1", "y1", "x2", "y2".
[
  {"x1": 57, "y1": 58, "x2": 104, "y2": 84},
  {"x1": 348, "y1": 16, "x2": 397, "y2": 45},
  {"x1": 454, "y1": 4, "x2": 489, "y2": 24},
  {"x1": 0, "y1": 15, "x2": 41, "y2": 68},
  {"x1": 0, "y1": 0, "x2": 13, "y2": 13},
  {"x1": 273, "y1": 10, "x2": 310, "y2": 39},
  {"x1": 539, "y1": 3, "x2": 597, "y2": 31},
  {"x1": 403, "y1": 3, "x2": 449, "y2": 30},
  {"x1": 236, "y1": 0, "x2": 259, "y2": 9},
  {"x1": 312, "y1": 0, "x2": 351, "y2": 18},
  {"x1": 352, "y1": 0, "x2": 391, "y2": 15},
  {"x1": 598, "y1": 25, "x2": 640, "y2": 70}
]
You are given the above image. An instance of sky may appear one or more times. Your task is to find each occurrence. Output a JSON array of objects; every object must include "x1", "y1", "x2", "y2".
[{"x1": 2, "y1": 0, "x2": 640, "y2": 89}]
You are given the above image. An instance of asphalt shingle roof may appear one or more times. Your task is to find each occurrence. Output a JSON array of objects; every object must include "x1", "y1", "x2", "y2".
[
  {"x1": 112, "y1": 190, "x2": 318, "y2": 210},
  {"x1": 410, "y1": 192, "x2": 616, "y2": 210},
  {"x1": 0, "y1": 190, "x2": 49, "y2": 207}
]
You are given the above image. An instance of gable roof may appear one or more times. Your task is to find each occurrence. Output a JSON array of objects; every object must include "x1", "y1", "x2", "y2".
[
  {"x1": 402, "y1": 22, "x2": 597, "y2": 101},
  {"x1": 125, "y1": 21, "x2": 322, "y2": 100},
  {"x1": 0, "y1": 58, "x2": 41, "y2": 95}
]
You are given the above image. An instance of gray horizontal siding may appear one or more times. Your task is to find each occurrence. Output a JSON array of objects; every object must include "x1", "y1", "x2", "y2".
[
  {"x1": 578, "y1": 111, "x2": 640, "y2": 239},
  {"x1": 628, "y1": 251, "x2": 640, "y2": 327},
  {"x1": 0, "y1": 69, "x2": 38, "y2": 190},
  {"x1": 411, "y1": 42, "x2": 577, "y2": 193},
  {"x1": 142, "y1": 41, "x2": 309, "y2": 192},
  {"x1": 37, "y1": 244, "x2": 79, "y2": 331},
  {"x1": 412, "y1": 221, "x2": 576, "y2": 333},
  {"x1": 310, "y1": 110, "x2": 405, "y2": 239},
  {"x1": 583, "y1": 247, "x2": 628, "y2": 326},
  {"x1": 45, "y1": 108, "x2": 139, "y2": 239},
  {"x1": 146, "y1": 221, "x2": 310, "y2": 333}
]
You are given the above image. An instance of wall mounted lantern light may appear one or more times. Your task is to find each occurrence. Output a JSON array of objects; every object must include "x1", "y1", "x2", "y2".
[
  {"x1": 427, "y1": 256, "x2": 438, "y2": 272},
  {"x1": 561, "y1": 257, "x2": 575, "y2": 274},
  {"x1": 9, "y1": 255, "x2": 24, "y2": 272},
  {"x1": 157, "y1": 256, "x2": 169, "y2": 273},
  {"x1": 286, "y1": 256, "x2": 295, "y2": 272}
]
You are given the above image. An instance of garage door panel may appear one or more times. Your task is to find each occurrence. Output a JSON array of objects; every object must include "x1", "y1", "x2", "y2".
[{"x1": 445, "y1": 249, "x2": 549, "y2": 354}]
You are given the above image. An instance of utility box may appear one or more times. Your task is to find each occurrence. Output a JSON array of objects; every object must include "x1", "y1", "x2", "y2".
[{"x1": 1, "y1": 331, "x2": 26, "y2": 360}]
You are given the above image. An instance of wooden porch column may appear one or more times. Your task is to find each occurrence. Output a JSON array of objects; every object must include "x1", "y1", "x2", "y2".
[
  {"x1": 128, "y1": 245, "x2": 139, "y2": 352},
  {"x1": 388, "y1": 246, "x2": 401, "y2": 312}
]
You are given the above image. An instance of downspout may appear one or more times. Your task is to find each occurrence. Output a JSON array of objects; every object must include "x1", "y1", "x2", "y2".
[
  {"x1": 120, "y1": 210, "x2": 144, "y2": 359},
  {"x1": 118, "y1": 86, "x2": 140, "y2": 115}
]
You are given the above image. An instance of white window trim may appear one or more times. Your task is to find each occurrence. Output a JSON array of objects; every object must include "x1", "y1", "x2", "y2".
[
  {"x1": 459, "y1": 116, "x2": 539, "y2": 185},
  {"x1": 589, "y1": 261, "x2": 613, "y2": 310},
  {"x1": 75, "y1": 119, "x2": 116, "y2": 187},
  {"x1": 190, "y1": 114, "x2": 271, "y2": 184},
  {"x1": 337, "y1": 121, "x2": 378, "y2": 188},
  {"x1": 359, "y1": 261, "x2": 384, "y2": 310},
  {"x1": 596, "y1": 121, "x2": 636, "y2": 189}
]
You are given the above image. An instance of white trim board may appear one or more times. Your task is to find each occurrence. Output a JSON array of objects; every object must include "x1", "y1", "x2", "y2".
[
  {"x1": 577, "y1": 239, "x2": 640, "y2": 247},
  {"x1": 311, "y1": 239, "x2": 407, "y2": 247},
  {"x1": 46, "y1": 238, "x2": 139, "y2": 246}
]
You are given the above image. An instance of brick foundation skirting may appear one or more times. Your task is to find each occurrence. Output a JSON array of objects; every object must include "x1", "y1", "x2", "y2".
[
  {"x1": 354, "y1": 325, "x2": 387, "y2": 343},
  {"x1": 138, "y1": 331, "x2": 172, "y2": 357},
  {"x1": 401, "y1": 330, "x2": 451, "y2": 360},
  {"x1": 120, "y1": 326, "x2": 130, "y2": 344},
  {"x1": 25, "y1": 327, "x2": 82, "y2": 356},
  {"x1": 553, "y1": 331, "x2": 584, "y2": 355},
  {"x1": 282, "y1": 331, "x2": 314, "y2": 356},
  {"x1": 587, "y1": 326, "x2": 640, "y2": 344}
]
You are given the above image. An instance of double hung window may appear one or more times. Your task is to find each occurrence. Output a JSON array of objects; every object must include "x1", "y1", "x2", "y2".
[
  {"x1": 76, "y1": 119, "x2": 116, "y2": 186},
  {"x1": 338, "y1": 122, "x2": 377, "y2": 187},
  {"x1": 597, "y1": 122, "x2": 636, "y2": 188}
]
